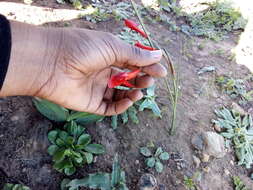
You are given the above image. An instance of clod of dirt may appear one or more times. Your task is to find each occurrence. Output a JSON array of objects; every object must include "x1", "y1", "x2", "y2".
[
  {"x1": 192, "y1": 132, "x2": 226, "y2": 158},
  {"x1": 138, "y1": 173, "x2": 157, "y2": 190}
]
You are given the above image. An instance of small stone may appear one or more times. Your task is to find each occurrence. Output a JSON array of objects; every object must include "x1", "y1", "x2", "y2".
[
  {"x1": 135, "y1": 160, "x2": 140, "y2": 165},
  {"x1": 137, "y1": 169, "x2": 141, "y2": 173},
  {"x1": 93, "y1": 156, "x2": 97, "y2": 163},
  {"x1": 230, "y1": 160, "x2": 234, "y2": 166},
  {"x1": 201, "y1": 153, "x2": 210, "y2": 162},
  {"x1": 202, "y1": 132, "x2": 226, "y2": 158},
  {"x1": 213, "y1": 124, "x2": 221, "y2": 132},
  {"x1": 10, "y1": 115, "x2": 19, "y2": 121},
  {"x1": 192, "y1": 155, "x2": 201, "y2": 168},
  {"x1": 231, "y1": 102, "x2": 247, "y2": 115},
  {"x1": 138, "y1": 174, "x2": 157, "y2": 190},
  {"x1": 191, "y1": 134, "x2": 204, "y2": 151},
  {"x1": 203, "y1": 166, "x2": 210, "y2": 173},
  {"x1": 224, "y1": 169, "x2": 230, "y2": 175}
]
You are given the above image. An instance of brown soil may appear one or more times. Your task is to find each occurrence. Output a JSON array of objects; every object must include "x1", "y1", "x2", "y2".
[{"x1": 0, "y1": 0, "x2": 253, "y2": 190}]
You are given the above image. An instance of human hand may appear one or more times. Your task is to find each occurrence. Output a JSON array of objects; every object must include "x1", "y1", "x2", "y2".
[{"x1": 1, "y1": 21, "x2": 166, "y2": 115}]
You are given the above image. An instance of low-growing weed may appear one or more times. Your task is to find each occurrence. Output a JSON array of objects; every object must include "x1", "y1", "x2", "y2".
[
  {"x1": 186, "y1": 0, "x2": 247, "y2": 40},
  {"x1": 233, "y1": 176, "x2": 249, "y2": 190},
  {"x1": 61, "y1": 155, "x2": 128, "y2": 190},
  {"x1": 140, "y1": 146, "x2": 170, "y2": 173},
  {"x1": 213, "y1": 107, "x2": 253, "y2": 168},
  {"x1": 183, "y1": 176, "x2": 196, "y2": 190},
  {"x1": 3, "y1": 183, "x2": 30, "y2": 190},
  {"x1": 216, "y1": 76, "x2": 253, "y2": 105},
  {"x1": 48, "y1": 121, "x2": 105, "y2": 175}
]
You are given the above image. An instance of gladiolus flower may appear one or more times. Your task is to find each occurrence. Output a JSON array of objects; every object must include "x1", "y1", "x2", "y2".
[
  {"x1": 124, "y1": 19, "x2": 148, "y2": 38},
  {"x1": 135, "y1": 41, "x2": 156, "y2": 51},
  {"x1": 108, "y1": 69, "x2": 141, "y2": 88}
]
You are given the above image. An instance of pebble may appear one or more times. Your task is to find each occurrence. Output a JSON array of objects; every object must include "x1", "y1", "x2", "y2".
[
  {"x1": 192, "y1": 132, "x2": 226, "y2": 158},
  {"x1": 10, "y1": 115, "x2": 19, "y2": 121},
  {"x1": 192, "y1": 155, "x2": 201, "y2": 168},
  {"x1": 203, "y1": 166, "x2": 210, "y2": 173},
  {"x1": 138, "y1": 174, "x2": 157, "y2": 190},
  {"x1": 224, "y1": 169, "x2": 230, "y2": 175},
  {"x1": 135, "y1": 160, "x2": 140, "y2": 165},
  {"x1": 201, "y1": 153, "x2": 210, "y2": 162}
]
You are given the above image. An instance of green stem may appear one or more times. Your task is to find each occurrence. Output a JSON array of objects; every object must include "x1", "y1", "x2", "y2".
[
  {"x1": 130, "y1": 0, "x2": 179, "y2": 135},
  {"x1": 130, "y1": 0, "x2": 154, "y2": 47}
]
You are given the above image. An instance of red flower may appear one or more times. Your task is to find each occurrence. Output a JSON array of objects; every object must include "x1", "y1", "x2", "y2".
[
  {"x1": 108, "y1": 69, "x2": 141, "y2": 88},
  {"x1": 135, "y1": 41, "x2": 156, "y2": 51},
  {"x1": 124, "y1": 19, "x2": 148, "y2": 38}
]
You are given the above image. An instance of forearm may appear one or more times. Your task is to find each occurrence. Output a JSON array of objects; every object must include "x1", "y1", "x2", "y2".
[{"x1": 0, "y1": 20, "x2": 60, "y2": 97}]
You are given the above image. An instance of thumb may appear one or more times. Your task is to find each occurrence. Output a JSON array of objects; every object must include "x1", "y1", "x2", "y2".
[{"x1": 119, "y1": 42, "x2": 163, "y2": 67}]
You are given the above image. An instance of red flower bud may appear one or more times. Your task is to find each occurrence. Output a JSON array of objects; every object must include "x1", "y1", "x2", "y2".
[
  {"x1": 108, "y1": 69, "x2": 141, "y2": 88},
  {"x1": 124, "y1": 19, "x2": 148, "y2": 38}
]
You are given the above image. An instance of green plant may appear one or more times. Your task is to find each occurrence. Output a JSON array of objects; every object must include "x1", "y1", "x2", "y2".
[
  {"x1": 62, "y1": 155, "x2": 128, "y2": 190},
  {"x1": 33, "y1": 98, "x2": 104, "y2": 124},
  {"x1": 48, "y1": 121, "x2": 105, "y2": 175},
  {"x1": 233, "y1": 176, "x2": 249, "y2": 190},
  {"x1": 186, "y1": 0, "x2": 247, "y2": 40},
  {"x1": 213, "y1": 108, "x2": 253, "y2": 168},
  {"x1": 3, "y1": 183, "x2": 30, "y2": 190},
  {"x1": 216, "y1": 76, "x2": 253, "y2": 105},
  {"x1": 140, "y1": 146, "x2": 170, "y2": 173},
  {"x1": 110, "y1": 85, "x2": 161, "y2": 129},
  {"x1": 183, "y1": 176, "x2": 196, "y2": 190}
]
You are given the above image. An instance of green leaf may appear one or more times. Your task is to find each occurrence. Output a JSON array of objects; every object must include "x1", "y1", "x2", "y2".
[
  {"x1": 121, "y1": 111, "x2": 128, "y2": 124},
  {"x1": 140, "y1": 147, "x2": 152, "y2": 157},
  {"x1": 48, "y1": 145, "x2": 59, "y2": 156},
  {"x1": 111, "y1": 155, "x2": 121, "y2": 187},
  {"x1": 65, "y1": 121, "x2": 85, "y2": 137},
  {"x1": 155, "y1": 147, "x2": 163, "y2": 157},
  {"x1": 146, "y1": 157, "x2": 155, "y2": 168},
  {"x1": 64, "y1": 167, "x2": 76, "y2": 176},
  {"x1": 59, "y1": 131, "x2": 69, "y2": 141},
  {"x1": 128, "y1": 106, "x2": 139, "y2": 124},
  {"x1": 33, "y1": 98, "x2": 69, "y2": 122},
  {"x1": 3, "y1": 184, "x2": 30, "y2": 190},
  {"x1": 159, "y1": 152, "x2": 170, "y2": 160},
  {"x1": 77, "y1": 134, "x2": 91, "y2": 146},
  {"x1": 56, "y1": 138, "x2": 66, "y2": 147},
  {"x1": 53, "y1": 159, "x2": 73, "y2": 171},
  {"x1": 155, "y1": 161, "x2": 164, "y2": 173},
  {"x1": 61, "y1": 179, "x2": 71, "y2": 190},
  {"x1": 48, "y1": 130, "x2": 58, "y2": 144},
  {"x1": 53, "y1": 148, "x2": 66, "y2": 162},
  {"x1": 74, "y1": 112, "x2": 104, "y2": 125},
  {"x1": 111, "y1": 115, "x2": 118, "y2": 130},
  {"x1": 147, "y1": 85, "x2": 155, "y2": 96},
  {"x1": 67, "y1": 173, "x2": 111, "y2": 190},
  {"x1": 84, "y1": 152, "x2": 93, "y2": 164},
  {"x1": 84, "y1": 144, "x2": 106, "y2": 154}
]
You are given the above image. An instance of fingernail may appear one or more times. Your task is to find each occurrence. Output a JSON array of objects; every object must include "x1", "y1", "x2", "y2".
[{"x1": 150, "y1": 50, "x2": 163, "y2": 60}]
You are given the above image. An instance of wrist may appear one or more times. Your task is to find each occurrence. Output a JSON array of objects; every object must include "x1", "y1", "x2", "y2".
[{"x1": 0, "y1": 21, "x2": 62, "y2": 97}]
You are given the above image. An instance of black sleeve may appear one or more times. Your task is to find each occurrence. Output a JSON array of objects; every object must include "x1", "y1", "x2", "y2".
[{"x1": 0, "y1": 14, "x2": 12, "y2": 90}]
